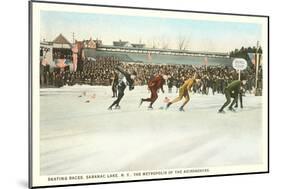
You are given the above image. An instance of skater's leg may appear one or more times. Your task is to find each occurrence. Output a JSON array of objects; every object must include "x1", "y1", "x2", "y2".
[
  {"x1": 166, "y1": 96, "x2": 183, "y2": 109},
  {"x1": 234, "y1": 97, "x2": 238, "y2": 108},
  {"x1": 229, "y1": 94, "x2": 238, "y2": 109},
  {"x1": 115, "y1": 92, "x2": 124, "y2": 106},
  {"x1": 171, "y1": 96, "x2": 182, "y2": 103},
  {"x1": 180, "y1": 93, "x2": 190, "y2": 111},
  {"x1": 139, "y1": 88, "x2": 152, "y2": 107},
  {"x1": 112, "y1": 85, "x2": 115, "y2": 97},
  {"x1": 233, "y1": 92, "x2": 243, "y2": 108},
  {"x1": 169, "y1": 96, "x2": 182, "y2": 104},
  {"x1": 167, "y1": 87, "x2": 185, "y2": 109},
  {"x1": 142, "y1": 98, "x2": 151, "y2": 102},
  {"x1": 239, "y1": 92, "x2": 243, "y2": 108},
  {"x1": 109, "y1": 84, "x2": 125, "y2": 109},
  {"x1": 219, "y1": 90, "x2": 231, "y2": 112},
  {"x1": 141, "y1": 87, "x2": 154, "y2": 102},
  {"x1": 109, "y1": 99, "x2": 118, "y2": 109},
  {"x1": 112, "y1": 89, "x2": 117, "y2": 97},
  {"x1": 112, "y1": 84, "x2": 117, "y2": 97},
  {"x1": 149, "y1": 89, "x2": 158, "y2": 108}
]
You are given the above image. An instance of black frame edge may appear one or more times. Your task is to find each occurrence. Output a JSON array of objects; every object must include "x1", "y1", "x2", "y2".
[
  {"x1": 28, "y1": 0, "x2": 33, "y2": 188},
  {"x1": 267, "y1": 16, "x2": 270, "y2": 174},
  {"x1": 31, "y1": 0, "x2": 269, "y2": 18},
  {"x1": 28, "y1": 0, "x2": 270, "y2": 188}
]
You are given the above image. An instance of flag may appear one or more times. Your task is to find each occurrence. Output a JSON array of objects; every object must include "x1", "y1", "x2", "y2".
[
  {"x1": 204, "y1": 57, "x2": 208, "y2": 65},
  {"x1": 247, "y1": 53, "x2": 256, "y2": 65},
  {"x1": 41, "y1": 58, "x2": 48, "y2": 66},
  {"x1": 56, "y1": 59, "x2": 67, "y2": 68},
  {"x1": 147, "y1": 52, "x2": 152, "y2": 62},
  {"x1": 72, "y1": 44, "x2": 78, "y2": 72}
]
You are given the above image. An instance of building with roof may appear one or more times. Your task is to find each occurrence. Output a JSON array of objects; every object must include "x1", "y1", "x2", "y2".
[
  {"x1": 52, "y1": 34, "x2": 73, "y2": 61},
  {"x1": 52, "y1": 33, "x2": 72, "y2": 48},
  {"x1": 113, "y1": 40, "x2": 129, "y2": 47},
  {"x1": 40, "y1": 34, "x2": 74, "y2": 72},
  {"x1": 83, "y1": 38, "x2": 96, "y2": 49},
  {"x1": 131, "y1": 43, "x2": 145, "y2": 48}
]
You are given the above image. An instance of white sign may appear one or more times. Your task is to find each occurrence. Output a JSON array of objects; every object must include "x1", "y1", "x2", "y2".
[{"x1": 232, "y1": 58, "x2": 247, "y2": 70}]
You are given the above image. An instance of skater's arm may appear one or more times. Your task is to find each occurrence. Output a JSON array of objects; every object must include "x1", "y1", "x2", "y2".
[
  {"x1": 148, "y1": 79, "x2": 156, "y2": 87},
  {"x1": 115, "y1": 66, "x2": 130, "y2": 78},
  {"x1": 187, "y1": 83, "x2": 193, "y2": 92}
]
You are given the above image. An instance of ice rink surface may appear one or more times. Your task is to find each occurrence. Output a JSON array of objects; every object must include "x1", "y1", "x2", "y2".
[{"x1": 40, "y1": 85, "x2": 264, "y2": 175}]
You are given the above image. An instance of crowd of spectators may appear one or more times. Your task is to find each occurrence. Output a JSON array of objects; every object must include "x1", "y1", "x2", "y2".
[{"x1": 40, "y1": 55, "x2": 262, "y2": 95}]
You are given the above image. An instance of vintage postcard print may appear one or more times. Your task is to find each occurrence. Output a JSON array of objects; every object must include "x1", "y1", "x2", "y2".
[{"x1": 29, "y1": 0, "x2": 269, "y2": 188}]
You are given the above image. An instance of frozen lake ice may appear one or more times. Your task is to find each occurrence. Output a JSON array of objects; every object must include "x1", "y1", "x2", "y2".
[{"x1": 40, "y1": 85, "x2": 264, "y2": 175}]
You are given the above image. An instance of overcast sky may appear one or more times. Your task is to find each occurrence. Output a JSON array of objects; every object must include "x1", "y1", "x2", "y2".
[{"x1": 40, "y1": 10, "x2": 262, "y2": 52}]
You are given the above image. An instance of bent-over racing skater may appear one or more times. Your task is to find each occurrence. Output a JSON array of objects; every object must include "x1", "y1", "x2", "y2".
[
  {"x1": 166, "y1": 73, "x2": 199, "y2": 111},
  {"x1": 108, "y1": 66, "x2": 137, "y2": 110},
  {"x1": 218, "y1": 79, "x2": 246, "y2": 113},
  {"x1": 139, "y1": 74, "x2": 165, "y2": 109}
]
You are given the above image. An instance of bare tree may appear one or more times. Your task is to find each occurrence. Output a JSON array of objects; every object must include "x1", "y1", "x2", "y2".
[
  {"x1": 145, "y1": 39, "x2": 152, "y2": 48},
  {"x1": 138, "y1": 37, "x2": 142, "y2": 44},
  {"x1": 152, "y1": 40, "x2": 157, "y2": 48},
  {"x1": 152, "y1": 38, "x2": 160, "y2": 49},
  {"x1": 161, "y1": 37, "x2": 170, "y2": 49},
  {"x1": 177, "y1": 35, "x2": 190, "y2": 50}
]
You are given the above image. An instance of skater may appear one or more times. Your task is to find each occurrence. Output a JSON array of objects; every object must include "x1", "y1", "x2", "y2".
[
  {"x1": 108, "y1": 66, "x2": 137, "y2": 110},
  {"x1": 111, "y1": 71, "x2": 118, "y2": 98},
  {"x1": 218, "y1": 79, "x2": 246, "y2": 113},
  {"x1": 166, "y1": 73, "x2": 199, "y2": 111},
  {"x1": 167, "y1": 76, "x2": 174, "y2": 93},
  {"x1": 139, "y1": 74, "x2": 165, "y2": 109}
]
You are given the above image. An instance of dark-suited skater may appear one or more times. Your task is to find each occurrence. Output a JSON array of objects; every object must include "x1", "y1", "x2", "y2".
[
  {"x1": 139, "y1": 74, "x2": 165, "y2": 109},
  {"x1": 111, "y1": 71, "x2": 118, "y2": 98},
  {"x1": 218, "y1": 79, "x2": 246, "y2": 113},
  {"x1": 108, "y1": 67, "x2": 137, "y2": 110}
]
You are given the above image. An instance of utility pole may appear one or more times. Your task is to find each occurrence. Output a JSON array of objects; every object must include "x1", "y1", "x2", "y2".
[
  {"x1": 255, "y1": 41, "x2": 260, "y2": 96},
  {"x1": 72, "y1": 32, "x2": 75, "y2": 44}
]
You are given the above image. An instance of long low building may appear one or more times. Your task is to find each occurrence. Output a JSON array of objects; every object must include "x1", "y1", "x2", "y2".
[
  {"x1": 97, "y1": 45, "x2": 230, "y2": 58},
  {"x1": 83, "y1": 48, "x2": 233, "y2": 66}
]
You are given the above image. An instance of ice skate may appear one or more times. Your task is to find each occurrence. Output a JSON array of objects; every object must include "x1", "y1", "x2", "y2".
[
  {"x1": 139, "y1": 99, "x2": 144, "y2": 108},
  {"x1": 114, "y1": 105, "x2": 121, "y2": 109},
  {"x1": 218, "y1": 109, "x2": 225, "y2": 113},
  {"x1": 147, "y1": 105, "x2": 153, "y2": 110},
  {"x1": 166, "y1": 102, "x2": 172, "y2": 110},
  {"x1": 179, "y1": 106, "x2": 185, "y2": 112},
  {"x1": 228, "y1": 107, "x2": 236, "y2": 112}
]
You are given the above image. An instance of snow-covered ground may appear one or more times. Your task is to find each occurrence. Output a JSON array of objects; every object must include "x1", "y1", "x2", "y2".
[{"x1": 40, "y1": 85, "x2": 264, "y2": 175}]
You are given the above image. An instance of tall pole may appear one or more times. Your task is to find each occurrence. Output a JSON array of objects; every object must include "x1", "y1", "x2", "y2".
[
  {"x1": 72, "y1": 32, "x2": 75, "y2": 44},
  {"x1": 255, "y1": 41, "x2": 260, "y2": 95},
  {"x1": 238, "y1": 69, "x2": 241, "y2": 80}
]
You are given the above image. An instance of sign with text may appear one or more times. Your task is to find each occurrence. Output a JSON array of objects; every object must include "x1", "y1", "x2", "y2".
[{"x1": 232, "y1": 58, "x2": 247, "y2": 70}]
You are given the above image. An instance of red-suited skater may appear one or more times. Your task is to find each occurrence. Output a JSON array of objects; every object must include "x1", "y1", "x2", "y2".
[{"x1": 139, "y1": 74, "x2": 166, "y2": 109}]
